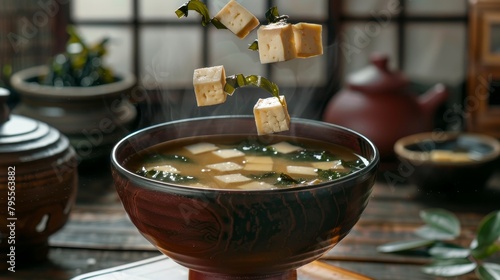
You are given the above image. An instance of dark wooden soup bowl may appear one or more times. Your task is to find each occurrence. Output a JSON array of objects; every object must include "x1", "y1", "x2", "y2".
[{"x1": 111, "y1": 116, "x2": 379, "y2": 280}]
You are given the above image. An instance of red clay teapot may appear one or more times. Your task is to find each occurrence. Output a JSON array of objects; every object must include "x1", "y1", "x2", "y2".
[{"x1": 322, "y1": 53, "x2": 449, "y2": 161}]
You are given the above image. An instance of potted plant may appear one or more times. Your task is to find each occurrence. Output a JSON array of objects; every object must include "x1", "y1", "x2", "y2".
[{"x1": 10, "y1": 26, "x2": 137, "y2": 168}]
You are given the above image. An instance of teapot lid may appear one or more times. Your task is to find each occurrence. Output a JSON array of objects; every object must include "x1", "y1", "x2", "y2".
[
  {"x1": 347, "y1": 53, "x2": 408, "y2": 93},
  {"x1": 0, "y1": 88, "x2": 69, "y2": 160}
]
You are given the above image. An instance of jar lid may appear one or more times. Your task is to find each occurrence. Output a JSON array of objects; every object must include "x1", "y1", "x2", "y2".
[
  {"x1": 347, "y1": 53, "x2": 408, "y2": 94},
  {"x1": 0, "y1": 88, "x2": 68, "y2": 159}
]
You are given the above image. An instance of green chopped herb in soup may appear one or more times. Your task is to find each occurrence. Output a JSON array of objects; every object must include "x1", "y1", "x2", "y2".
[{"x1": 128, "y1": 135, "x2": 367, "y2": 190}]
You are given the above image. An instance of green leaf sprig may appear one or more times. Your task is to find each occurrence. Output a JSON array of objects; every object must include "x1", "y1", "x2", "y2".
[
  {"x1": 377, "y1": 208, "x2": 500, "y2": 279},
  {"x1": 224, "y1": 74, "x2": 283, "y2": 106},
  {"x1": 43, "y1": 25, "x2": 114, "y2": 87},
  {"x1": 265, "y1": 6, "x2": 289, "y2": 24},
  {"x1": 175, "y1": 0, "x2": 227, "y2": 29}
]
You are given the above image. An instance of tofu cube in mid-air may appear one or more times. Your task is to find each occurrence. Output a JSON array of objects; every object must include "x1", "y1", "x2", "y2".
[
  {"x1": 193, "y1": 65, "x2": 227, "y2": 106},
  {"x1": 253, "y1": 95, "x2": 290, "y2": 135},
  {"x1": 292, "y1": 23, "x2": 323, "y2": 58},
  {"x1": 257, "y1": 22, "x2": 324, "y2": 63},
  {"x1": 257, "y1": 23, "x2": 297, "y2": 64},
  {"x1": 214, "y1": 0, "x2": 260, "y2": 39}
]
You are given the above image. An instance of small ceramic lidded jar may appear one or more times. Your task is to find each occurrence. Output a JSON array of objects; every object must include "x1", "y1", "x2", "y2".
[{"x1": 0, "y1": 88, "x2": 78, "y2": 267}]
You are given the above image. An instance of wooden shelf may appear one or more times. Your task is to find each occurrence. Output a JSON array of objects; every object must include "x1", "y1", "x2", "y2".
[{"x1": 467, "y1": 0, "x2": 500, "y2": 137}]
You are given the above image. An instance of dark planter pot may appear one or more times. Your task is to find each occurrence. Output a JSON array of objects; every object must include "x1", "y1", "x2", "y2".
[{"x1": 10, "y1": 65, "x2": 138, "y2": 167}]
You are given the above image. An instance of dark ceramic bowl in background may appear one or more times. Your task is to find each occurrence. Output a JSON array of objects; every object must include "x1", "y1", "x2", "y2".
[
  {"x1": 111, "y1": 116, "x2": 379, "y2": 280},
  {"x1": 394, "y1": 132, "x2": 500, "y2": 196},
  {"x1": 11, "y1": 65, "x2": 137, "y2": 165}
]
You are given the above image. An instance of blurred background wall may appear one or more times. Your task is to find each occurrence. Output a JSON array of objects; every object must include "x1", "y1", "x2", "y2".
[{"x1": 0, "y1": 0, "x2": 69, "y2": 78}]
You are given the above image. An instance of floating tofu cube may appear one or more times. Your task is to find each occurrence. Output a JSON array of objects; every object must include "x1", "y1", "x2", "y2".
[
  {"x1": 184, "y1": 142, "x2": 219, "y2": 154},
  {"x1": 212, "y1": 149, "x2": 245, "y2": 159},
  {"x1": 253, "y1": 95, "x2": 290, "y2": 135},
  {"x1": 257, "y1": 23, "x2": 297, "y2": 64},
  {"x1": 146, "y1": 165, "x2": 180, "y2": 173},
  {"x1": 215, "y1": 173, "x2": 251, "y2": 184},
  {"x1": 311, "y1": 160, "x2": 345, "y2": 170},
  {"x1": 292, "y1": 23, "x2": 323, "y2": 58},
  {"x1": 270, "y1": 141, "x2": 302, "y2": 154},
  {"x1": 214, "y1": 0, "x2": 260, "y2": 39},
  {"x1": 238, "y1": 181, "x2": 275, "y2": 190},
  {"x1": 243, "y1": 163, "x2": 273, "y2": 172},
  {"x1": 206, "y1": 162, "x2": 243, "y2": 172},
  {"x1": 193, "y1": 65, "x2": 227, "y2": 106},
  {"x1": 286, "y1": 165, "x2": 317, "y2": 176},
  {"x1": 245, "y1": 156, "x2": 273, "y2": 164}
]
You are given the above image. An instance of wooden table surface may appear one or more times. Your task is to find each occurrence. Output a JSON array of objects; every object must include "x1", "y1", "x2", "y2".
[{"x1": 3, "y1": 166, "x2": 500, "y2": 280}]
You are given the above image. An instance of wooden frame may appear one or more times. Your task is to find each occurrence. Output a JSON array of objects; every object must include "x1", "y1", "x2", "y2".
[
  {"x1": 467, "y1": 0, "x2": 500, "y2": 138},
  {"x1": 482, "y1": 12, "x2": 500, "y2": 65}
]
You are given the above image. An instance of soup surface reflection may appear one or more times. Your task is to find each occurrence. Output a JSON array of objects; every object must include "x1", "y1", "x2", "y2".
[{"x1": 127, "y1": 135, "x2": 367, "y2": 190}]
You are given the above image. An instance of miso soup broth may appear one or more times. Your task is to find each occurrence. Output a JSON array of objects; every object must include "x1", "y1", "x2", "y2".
[{"x1": 127, "y1": 135, "x2": 367, "y2": 190}]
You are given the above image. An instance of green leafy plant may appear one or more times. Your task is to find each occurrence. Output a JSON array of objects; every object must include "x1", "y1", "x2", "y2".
[
  {"x1": 377, "y1": 208, "x2": 500, "y2": 279},
  {"x1": 41, "y1": 25, "x2": 115, "y2": 87},
  {"x1": 0, "y1": 64, "x2": 12, "y2": 88}
]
